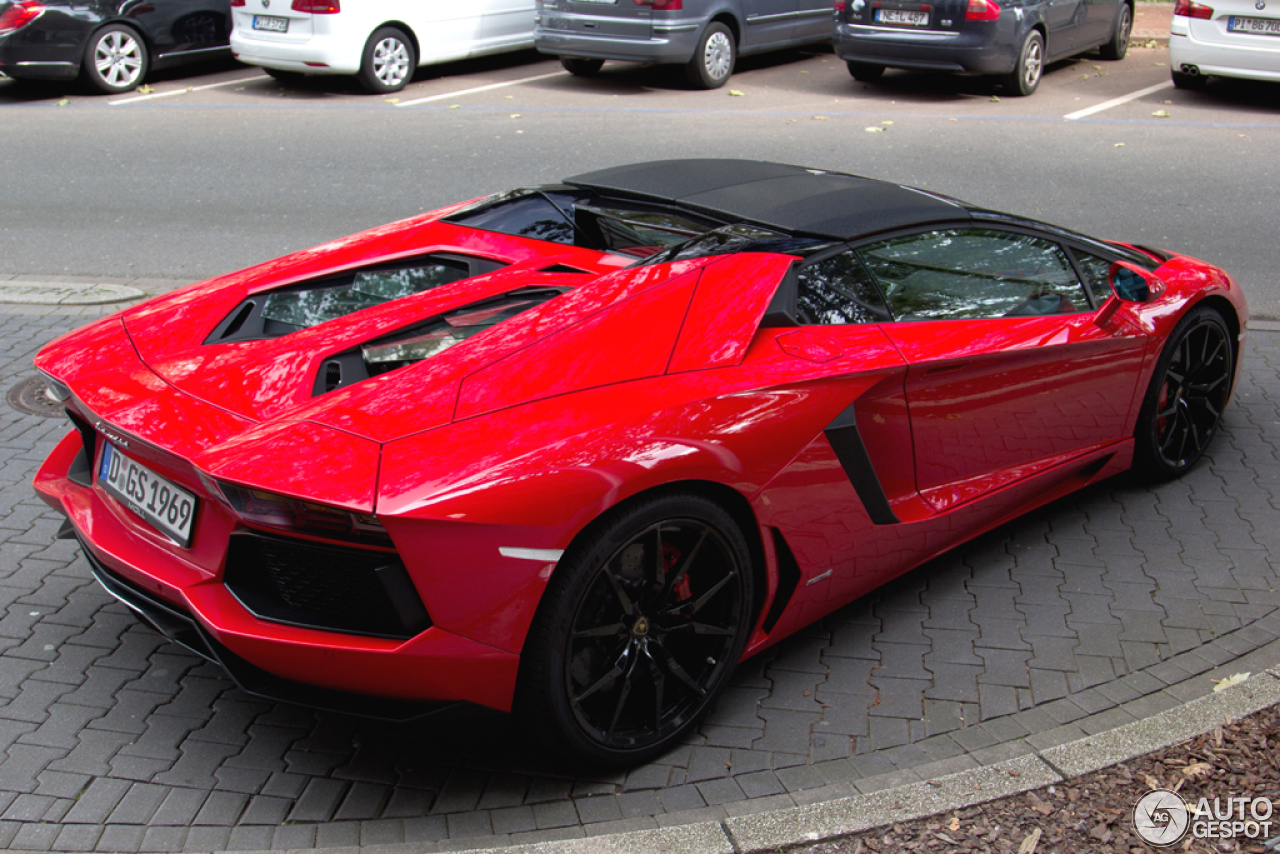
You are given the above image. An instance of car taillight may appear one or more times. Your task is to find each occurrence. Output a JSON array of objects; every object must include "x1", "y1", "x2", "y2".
[
  {"x1": 634, "y1": 0, "x2": 683, "y2": 9},
  {"x1": 0, "y1": 0, "x2": 45, "y2": 35},
  {"x1": 213, "y1": 481, "x2": 392, "y2": 547},
  {"x1": 964, "y1": 0, "x2": 1000, "y2": 19},
  {"x1": 1173, "y1": 0, "x2": 1213, "y2": 18},
  {"x1": 292, "y1": 0, "x2": 340, "y2": 12},
  {"x1": 230, "y1": 0, "x2": 244, "y2": 6},
  {"x1": 834, "y1": 0, "x2": 846, "y2": 9}
]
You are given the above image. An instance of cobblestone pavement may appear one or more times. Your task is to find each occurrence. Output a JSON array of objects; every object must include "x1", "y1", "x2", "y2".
[{"x1": 1, "y1": 295, "x2": 1279, "y2": 853}]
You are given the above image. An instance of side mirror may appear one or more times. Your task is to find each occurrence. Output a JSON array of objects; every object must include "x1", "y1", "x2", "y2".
[{"x1": 1108, "y1": 261, "x2": 1166, "y2": 303}]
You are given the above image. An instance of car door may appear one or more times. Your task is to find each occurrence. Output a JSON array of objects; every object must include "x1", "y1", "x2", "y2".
[
  {"x1": 480, "y1": 0, "x2": 536, "y2": 49},
  {"x1": 742, "y1": 0, "x2": 798, "y2": 48},
  {"x1": 1041, "y1": 0, "x2": 1090, "y2": 54},
  {"x1": 858, "y1": 226, "x2": 1148, "y2": 512},
  {"x1": 792, "y1": 0, "x2": 833, "y2": 40}
]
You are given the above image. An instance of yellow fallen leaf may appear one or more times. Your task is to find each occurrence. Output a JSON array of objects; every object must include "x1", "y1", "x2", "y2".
[
  {"x1": 56, "y1": 99, "x2": 69, "y2": 106},
  {"x1": 864, "y1": 126, "x2": 883, "y2": 132},
  {"x1": 1091, "y1": 64, "x2": 1102, "y2": 70},
  {"x1": 385, "y1": 98, "x2": 400, "y2": 104},
  {"x1": 510, "y1": 113, "x2": 521, "y2": 118},
  {"x1": 1152, "y1": 109, "x2": 1171, "y2": 117},
  {"x1": 1212, "y1": 672, "x2": 1250, "y2": 691},
  {"x1": 949, "y1": 117, "x2": 957, "y2": 121},
  {"x1": 990, "y1": 95, "x2": 1000, "y2": 102},
  {"x1": 813, "y1": 115, "x2": 829, "y2": 120},
  {"x1": 881, "y1": 120, "x2": 893, "y2": 125},
  {"x1": 1183, "y1": 761, "x2": 1213, "y2": 778},
  {"x1": 1017, "y1": 828, "x2": 1042, "y2": 854},
  {"x1": 1163, "y1": 99, "x2": 1173, "y2": 104},
  {"x1": 1082, "y1": 74, "x2": 1092, "y2": 79},
  {"x1": 728, "y1": 89, "x2": 745, "y2": 96},
  {"x1": 948, "y1": 816, "x2": 960, "y2": 832},
  {"x1": 1114, "y1": 142, "x2": 1125, "y2": 147},
  {"x1": 138, "y1": 85, "x2": 154, "y2": 94},
  {"x1": 449, "y1": 104, "x2": 460, "y2": 109},
  {"x1": 800, "y1": 70, "x2": 809, "y2": 74},
  {"x1": 505, "y1": 95, "x2": 513, "y2": 99}
]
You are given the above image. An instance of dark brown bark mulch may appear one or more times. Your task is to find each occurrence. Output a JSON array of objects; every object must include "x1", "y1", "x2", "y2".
[{"x1": 793, "y1": 703, "x2": 1279, "y2": 854}]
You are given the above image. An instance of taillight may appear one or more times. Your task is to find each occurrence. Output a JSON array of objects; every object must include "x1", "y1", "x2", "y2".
[
  {"x1": 213, "y1": 481, "x2": 392, "y2": 547},
  {"x1": 291, "y1": 0, "x2": 340, "y2": 12},
  {"x1": 634, "y1": 0, "x2": 683, "y2": 9},
  {"x1": 230, "y1": 0, "x2": 244, "y2": 6},
  {"x1": 964, "y1": 0, "x2": 1000, "y2": 20},
  {"x1": 834, "y1": 0, "x2": 846, "y2": 9},
  {"x1": 0, "y1": 0, "x2": 45, "y2": 35},
  {"x1": 1173, "y1": 0, "x2": 1213, "y2": 18}
]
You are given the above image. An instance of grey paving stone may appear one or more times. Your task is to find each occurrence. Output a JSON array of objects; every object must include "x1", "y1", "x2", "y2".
[
  {"x1": 138, "y1": 825, "x2": 187, "y2": 853},
  {"x1": 62, "y1": 776, "x2": 129, "y2": 824}
]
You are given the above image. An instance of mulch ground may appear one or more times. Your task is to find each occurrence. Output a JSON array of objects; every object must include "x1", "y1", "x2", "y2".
[{"x1": 794, "y1": 703, "x2": 1279, "y2": 853}]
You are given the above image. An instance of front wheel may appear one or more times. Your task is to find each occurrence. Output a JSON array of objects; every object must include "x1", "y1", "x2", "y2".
[
  {"x1": 685, "y1": 22, "x2": 735, "y2": 89},
  {"x1": 1099, "y1": 3, "x2": 1132, "y2": 60},
  {"x1": 519, "y1": 493, "x2": 754, "y2": 765},
  {"x1": 847, "y1": 61, "x2": 885, "y2": 82},
  {"x1": 358, "y1": 27, "x2": 416, "y2": 94},
  {"x1": 1003, "y1": 30, "x2": 1044, "y2": 96},
  {"x1": 1134, "y1": 306, "x2": 1234, "y2": 479},
  {"x1": 561, "y1": 57, "x2": 605, "y2": 77},
  {"x1": 83, "y1": 24, "x2": 149, "y2": 95}
]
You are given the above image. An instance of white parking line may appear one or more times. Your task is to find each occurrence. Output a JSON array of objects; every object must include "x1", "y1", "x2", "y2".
[
  {"x1": 1064, "y1": 81, "x2": 1175, "y2": 120},
  {"x1": 394, "y1": 71, "x2": 565, "y2": 107},
  {"x1": 109, "y1": 74, "x2": 270, "y2": 105}
]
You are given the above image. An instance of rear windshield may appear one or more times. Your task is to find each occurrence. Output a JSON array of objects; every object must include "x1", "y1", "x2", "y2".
[{"x1": 445, "y1": 188, "x2": 725, "y2": 258}]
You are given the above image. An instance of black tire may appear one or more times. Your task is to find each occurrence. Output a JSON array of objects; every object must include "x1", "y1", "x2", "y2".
[
  {"x1": 264, "y1": 68, "x2": 306, "y2": 83},
  {"x1": 1003, "y1": 30, "x2": 1044, "y2": 96},
  {"x1": 561, "y1": 57, "x2": 605, "y2": 77},
  {"x1": 82, "y1": 24, "x2": 149, "y2": 95},
  {"x1": 519, "y1": 493, "x2": 754, "y2": 766},
  {"x1": 357, "y1": 27, "x2": 416, "y2": 94},
  {"x1": 1171, "y1": 69, "x2": 1207, "y2": 90},
  {"x1": 1098, "y1": 2, "x2": 1132, "y2": 60},
  {"x1": 1133, "y1": 306, "x2": 1233, "y2": 479},
  {"x1": 847, "y1": 61, "x2": 885, "y2": 82},
  {"x1": 685, "y1": 22, "x2": 735, "y2": 89}
]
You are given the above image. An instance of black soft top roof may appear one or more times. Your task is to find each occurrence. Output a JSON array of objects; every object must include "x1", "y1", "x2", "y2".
[{"x1": 565, "y1": 160, "x2": 969, "y2": 240}]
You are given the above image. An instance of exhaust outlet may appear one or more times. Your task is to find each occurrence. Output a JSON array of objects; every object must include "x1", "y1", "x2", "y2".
[{"x1": 1180, "y1": 64, "x2": 1200, "y2": 75}]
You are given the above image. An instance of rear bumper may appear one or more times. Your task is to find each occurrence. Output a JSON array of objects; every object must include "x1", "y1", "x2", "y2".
[
  {"x1": 230, "y1": 30, "x2": 360, "y2": 74},
  {"x1": 834, "y1": 20, "x2": 1017, "y2": 74},
  {"x1": 36, "y1": 429, "x2": 522, "y2": 713},
  {"x1": 534, "y1": 22, "x2": 699, "y2": 63},
  {"x1": 1169, "y1": 24, "x2": 1280, "y2": 81}
]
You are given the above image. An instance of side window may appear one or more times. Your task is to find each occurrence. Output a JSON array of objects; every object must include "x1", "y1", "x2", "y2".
[
  {"x1": 1071, "y1": 250, "x2": 1115, "y2": 306},
  {"x1": 795, "y1": 251, "x2": 892, "y2": 325},
  {"x1": 858, "y1": 229, "x2": 1092, "y2": 321}
]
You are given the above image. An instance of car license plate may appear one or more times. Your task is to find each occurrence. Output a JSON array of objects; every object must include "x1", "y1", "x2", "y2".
[
  {"x1": 876, "y1": 8, "x2": 930, "y2": 26},
  {"x1": 99, "y1": 443, "x2": 197, "y2": 547},
  {"x1": 1228, "y1": 15, "x2": 1280, "y2": 35},
  {"x1": 252, "y1": 15, "x2": 289, "y2": 33}
]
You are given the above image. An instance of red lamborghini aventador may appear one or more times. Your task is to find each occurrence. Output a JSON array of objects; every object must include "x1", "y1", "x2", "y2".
[{"x1": 33, "y1": 160, "x2": 1248, "y2": 764}]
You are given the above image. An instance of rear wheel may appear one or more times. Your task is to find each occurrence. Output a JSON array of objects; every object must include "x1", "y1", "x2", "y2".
[
  {"x1": 1003, "y1": 30, "x2": 1043, "y2": 96},
  {"x1": 83, "y1": 24, "x2": 149, "y2": 94},
  {"x1": 561, "y1": 57, "x2": 605, "y2": 77},
  {"x1": 1171, "y1": 69, "x2": 1207, "y2": 89},
  {"x1": 847, "y1": 61, "x2": 885, "y2": 82},
  {"x1": 520, "y1": 493, "x2": 754, "y2": 765},
  {"x1": 1134, "y1": 306, "x2": 1233, "y2": 479},
  {"x1": 358, "y1": 27, "x2": 415, "y2": 94},
  {"x1": 1099, "y1": 2, "x2": 1132, "y2": 60},
  {"x1": 685, "y1": 22, "x2": 735, "y2": 89}
]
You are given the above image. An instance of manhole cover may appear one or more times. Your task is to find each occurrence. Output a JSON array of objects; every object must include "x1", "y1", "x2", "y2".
[{"x1": 7, "y1": 376, "x2": 65, "y2": 418}]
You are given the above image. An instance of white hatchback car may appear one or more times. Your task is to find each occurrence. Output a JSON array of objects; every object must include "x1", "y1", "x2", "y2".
[
  {"x1": 230, "y1": 0, "x2": 536, "y2": 93},
  {"x1": 1169, "y1": 0, "x2": 1280, "y2": 88}
]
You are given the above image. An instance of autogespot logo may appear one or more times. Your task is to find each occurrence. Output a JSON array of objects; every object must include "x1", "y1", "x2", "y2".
[{"x1": 1134, "y1": 790, "x2": 1191, "y2": 847}]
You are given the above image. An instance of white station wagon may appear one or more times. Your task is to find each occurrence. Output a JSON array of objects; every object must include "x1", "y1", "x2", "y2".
[{"x1": 229, "y1": 0, "x2": 537, "y2": 93}]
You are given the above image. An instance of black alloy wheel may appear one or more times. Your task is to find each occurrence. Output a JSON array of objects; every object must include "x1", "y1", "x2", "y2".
[
  {"x1": 1136, "y1": 306, "x2": 1233, "y2": 478},
  {"x1": 1004, "y1": 30, "x2": 1044, "y2": 96},
  {"x1": 521, "y1": 494, "x2": 753, "y2": 765}
]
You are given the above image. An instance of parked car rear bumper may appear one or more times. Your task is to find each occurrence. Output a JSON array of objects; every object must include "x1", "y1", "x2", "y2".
[
  {"x1": 834, "y1": 20, "x2": 1018, "y2": 75},
  {"x1": 230, "y1": 31, "x2": 360, "y2": 75},
  {"x1": 1169, "y1": 27, "x2": 1280, "y2": 82},
  {"x1": 535, "y1": 23, "x2": 699, "y2": 64}
]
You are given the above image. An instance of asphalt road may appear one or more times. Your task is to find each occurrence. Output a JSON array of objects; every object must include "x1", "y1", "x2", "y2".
[{"x1": 2, "y1": 40, "x2": 1278, "y2": 317}]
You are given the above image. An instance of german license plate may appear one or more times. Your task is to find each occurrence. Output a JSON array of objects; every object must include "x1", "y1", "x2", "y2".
[
  {"x1": 1228, "y1": 15, "x2": 1280, "y2": 35},
  {"x1": 253, "y1": 15, "x2": 289, "y2": 33},
  {"x1": 876, "y1": 8, "x2": 930, "y2": 26},
  {"x1": 99, "y1": 443, "x2": 197, "y2": 547}
]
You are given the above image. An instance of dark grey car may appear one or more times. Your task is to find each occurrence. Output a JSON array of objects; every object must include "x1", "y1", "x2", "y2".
[
  {"x1": 833, "y1": 0, "x2": 1132, "y2": 95},
  {"x1": 534, "y1": 0, "x2": 833, "y2": 89}
]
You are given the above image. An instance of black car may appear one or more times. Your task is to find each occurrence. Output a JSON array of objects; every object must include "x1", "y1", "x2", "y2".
[
  {"x1": 833, "y1": 0, "x2": 1133, "y2": 95},
  {"x1": 0, "y1": 0, "x2": 230, "y2": 94}
]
